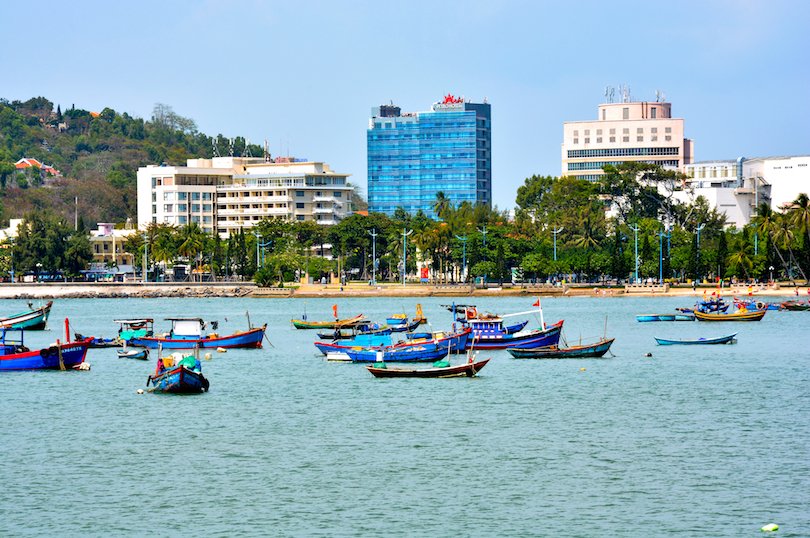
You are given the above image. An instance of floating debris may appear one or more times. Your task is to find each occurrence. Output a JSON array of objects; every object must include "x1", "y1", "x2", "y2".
[
  {"x1": 136, "y1": 389, "x2": 144, "y2": 395},
  {"x1": 761, "y1": 523, "x2": 779, "y2": 532}
]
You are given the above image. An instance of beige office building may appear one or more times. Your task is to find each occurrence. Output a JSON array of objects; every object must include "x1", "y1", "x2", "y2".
[
  {"x1": 137, "y1": 157, "x2": 352, "y2": 236},
  {"x1": 562, "y1": 100, "x2": 694, "y2": 181}
]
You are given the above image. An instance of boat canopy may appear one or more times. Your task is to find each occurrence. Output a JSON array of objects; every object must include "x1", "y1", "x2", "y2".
[{"x1": 169, "y1": 318, "x2": 204, "y2": 337}]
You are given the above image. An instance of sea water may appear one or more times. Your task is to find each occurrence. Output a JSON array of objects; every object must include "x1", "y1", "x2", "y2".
[{"x1": 1, "y1": 296, "x2": 808, "y2": 536}]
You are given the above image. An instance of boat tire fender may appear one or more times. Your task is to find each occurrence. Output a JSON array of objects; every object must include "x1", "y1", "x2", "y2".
[{"x1": 40, "y1": 345, "x2": 59, "y2": 359}]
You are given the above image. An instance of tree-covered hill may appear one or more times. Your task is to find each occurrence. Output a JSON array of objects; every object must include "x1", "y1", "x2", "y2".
[{"x1": 0, "y1": 97, "x2": 265, "y2": 227}]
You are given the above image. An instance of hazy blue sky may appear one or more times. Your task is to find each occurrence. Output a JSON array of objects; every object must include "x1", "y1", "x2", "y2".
[{"x1": 2, "y1": 0, "x2": 808, "y2": 209}]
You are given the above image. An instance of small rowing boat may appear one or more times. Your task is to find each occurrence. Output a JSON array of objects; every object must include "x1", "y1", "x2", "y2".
[
  {"x1": 291, "y1": 314, "x2": 366, "y2": 330},
  {"x1": 654, "y1": 333, "x2": 737, "y2": 345},
  {"x1": 366, "y1": 357, "x2": 491, "y2": 378},
  {"x1": 694, "y1": 309, "x2": 766, "y2": 322},
  {"x1": 117, "y1": 348, "x2": 150, "y2": 360}
]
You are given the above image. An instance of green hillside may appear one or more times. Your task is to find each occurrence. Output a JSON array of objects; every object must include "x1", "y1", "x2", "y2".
[{"x1": 0, "y1": 97, "x2": 266, "y2": 227}]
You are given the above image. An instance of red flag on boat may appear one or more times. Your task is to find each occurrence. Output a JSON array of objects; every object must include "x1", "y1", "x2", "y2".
[
  {"x1": 332, "y1": 304, "x2": 338, "y2": 318},
  {"x1": 532, "y1": 298, "x2": 541, "y2": 307}
]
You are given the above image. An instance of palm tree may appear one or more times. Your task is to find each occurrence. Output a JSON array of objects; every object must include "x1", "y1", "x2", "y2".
[
  {"x1": 727, "y1": 233, "x2": 753, "y2": 279},
  {"x1": 177, "y1": 222, "x2": 207, "y2": 280},
  {"x1": 771, "y1": 213, "x2": 806, "y2": 282},
  {"x1": 433, "y1": 192, "x2": 451, "y2": 221}
]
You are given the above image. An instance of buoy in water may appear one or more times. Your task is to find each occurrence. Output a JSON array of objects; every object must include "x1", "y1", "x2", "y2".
[
  {"x1": 761, "y1": 523, "x2": 779, "y2": 532},
  {"x1": 644, "y1": 352, "x2": 653, "y2": 357},
  {"x1": 204, "y1": 352, "x2": 212, "y2": 360},
  {"x1": 216, "y1": 347, "x2": 227, "y2": 353},
  {"x1": 136, "y1": 389, "x2": 144, "y2": 395},
  {"x1": 579, "y1": 367, "x2": 586, "y2": 372}
]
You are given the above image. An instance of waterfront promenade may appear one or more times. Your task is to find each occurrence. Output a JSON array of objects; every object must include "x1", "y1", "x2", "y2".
[{"x1": 0, "y1": 280, "x2": 798, "y2": 299}]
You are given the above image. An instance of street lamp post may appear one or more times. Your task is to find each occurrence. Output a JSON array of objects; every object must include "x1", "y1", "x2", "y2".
[
  {"x1": 696, "y1": 223, "x2": 705, "y2": 282},
  {"x1": 477, "y1": 225, "x2": 488, "y2": 261},
  {"x1": 630, "y1": 224, "x2": 639, "y2": 283},
  {"x1": 769, "y1": 265, "x2": 774, "y2": 284},
  {"x1": 143, "y1": 233, "x2": 148, "y2": 283},
  {"x1": 401, "y1": 227, "x2": 413, "y2": 287},
  {"x1": 658, "y1": 228, "x2": 671, "y2": 284},
  {"x1": 254, "y1": 231, "x2": 262, "y2": 268},
  {"x1": 551, "y1": 226, "x2": 564, "y2": 262},
  {"x1": 454, "y1": 234, "x2": 468, "y2": 282},
  {"x1": 368, "y1": 228, "x2": 378, "y2": 285}
]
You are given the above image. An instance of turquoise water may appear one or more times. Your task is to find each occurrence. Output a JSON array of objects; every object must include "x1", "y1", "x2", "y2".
[{"x1": 1, "y1": 296, "x2": 808, "y2": 536}]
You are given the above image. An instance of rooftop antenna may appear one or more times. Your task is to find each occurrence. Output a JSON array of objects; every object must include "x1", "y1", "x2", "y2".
[
  {"x1": 655, "y1": 89, "x2": 662, "y2": 102},
  {"x1": 264, "y1": 139, "x2": 270, "y2": 162},
  {"x1": 229, "y1": 138, "x2": 234, "y2": 157},
  {"x1": 212, "y1": 139, "x2": 221, "y2": 158},
  {"x1": 243, "y1": 138, "x2": 252, "y2": 158}
]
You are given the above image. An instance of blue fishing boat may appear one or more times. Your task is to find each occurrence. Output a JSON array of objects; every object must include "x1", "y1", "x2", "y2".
[
  {"x1": 508, "y1": 337, "x2": 615, "y2": 359},
  {"x1": 314, "y1": 333, "x2": 393, "y2": 355},
  {"x1": 654, "y1": 333, "x2": 737, "y2": 345},
  {"x1": 636, "y1": 313, "x2": 693, "y2": 322},
  {"x1": 345, "y1": 342, "x2": 450, "y2": 363},
  {"x1": 469, "y1": 321, "x2": 564, "y2": 350},
  {"x1": 0, "y1": 329, "x2": 91, "y2": 371},
  {"x1": 315, "y1": 328, "x2": 471, "y2": 356},
  {"x1": 0, "y1": 301, "x2": 53, "y2": 330},
  {"x1": 146, "y1": 353, "x2": 209, "y2": 393},
  {"x1": 130, "y1": 318, "x2": 266, "y2": 349}
]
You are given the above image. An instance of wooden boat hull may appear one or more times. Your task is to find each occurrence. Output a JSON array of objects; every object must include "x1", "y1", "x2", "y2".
[
  {"x1": 781, "y1": 301, "x2": 810, "y2": 311},
  {"x1": 291, "y1": 315, "x2": 365, "y2": 329},
  {"x1": 655, "y1": 333, "x2": 737, "y2": 345},
  {"x1": 147, "y1": 366, "x2": 209, "y2": 393},
  {"x1": 0, "y1": 301, "x2": 53, "y2": 330},
  {"x1": 0, "y1": 338, "x2": 91, "y2": 371},
  {"x1": 131, "y1": 325, "x2": 266, "y2": 349},
  {"x1": 694, "y1": 310, "x2": 766, "y2": 322},
  {"x1": 367, "y1": 358, "x2": 491, "y2": 378},
  {"x1": 345, "y1": 342, "x2": 451, "y2": 363},
  {"x1": 508, "y1": 338, "x2": 614, "y2": 359},
  {"x1": 468, "y1": 322, "x2": 563, "y2": 350}
]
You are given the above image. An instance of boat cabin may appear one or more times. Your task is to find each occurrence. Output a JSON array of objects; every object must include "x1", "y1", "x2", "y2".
[
  {"x1": 0, "y1": 328, "x2": 27, "y2": 355},
  {"x1": 166, "y1": 318, "x2": 206, "y2": 340},
  {"x1": 467, "y1": 317, "x2": 507, "y2": 335},
  {"x1": 114, "y1": 318, "x2": 154, "y2": 341}
]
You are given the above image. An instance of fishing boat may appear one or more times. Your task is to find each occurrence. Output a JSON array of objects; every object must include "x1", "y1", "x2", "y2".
[
  {"x1": 694, "y1": 309, "x2": 766, "y2": 322},
  {"x1": 507, "y1": 338, "x2": 615, "y2": 359},
  {"x1": 130, "y1": 318, "x2": 266, "y2": 349},
  {"x1": 314, "y1": 333, "x2": 393, "y2": 355},
  {"x1": 678, "y1": 297, "x2": 729, "y2": 314},
  {"x1": 636, "y1": 314, "x2": 675, "y2": 322},
  {"x1": 316, "y1": 323, "x2": 392, "y2": 340},
  {"x1": 734, "y1": 298, "x2": 782, "y2": 311},
  {"x1": 386, "y1": 313, "x2": 409, "y2": 326},
  {"x1": 654, "y1": 333, "x2": 737, "y2": 345},
  {"x1": 0, "y1": 301, "x2": 53, "y2": 330},
  {"x1": 781, "y1": 300, "x2": 810, "y2": 311},
  {"x1": 385, "y1": 304, "x2": 427, "y2": 327},
  {"x1": 315, "y1": 327, "x2": 471, "y2": 356},
  {"x1": 115, "y1": 319, "x2": 154, "y2": 343},
  {"x1": 291, "y1": 314, "x2": 366, "y2": 330},
  {"x1": 146, "y1": 351, "x2": 209, "y2": 393},
  {"x1": 0, "y1": 328, "x2": 91, "y2": 371},
  {"x1": 345, "y1": 342, "x2": 451, "y2": 363},
  {"x1": 117, "y1": 348, "x2": 150, "y2": 360},
  {"x1": 367, "y1": 357, "x2": 491, "y2": 378}
]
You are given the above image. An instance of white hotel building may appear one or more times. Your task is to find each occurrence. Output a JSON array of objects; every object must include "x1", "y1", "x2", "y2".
[
  {"x1": 137, "y1": 157, "x2": 353, "y2": 236},
  {"x1": 562, "y1": 100, "x2": 694, "y2": 181}
]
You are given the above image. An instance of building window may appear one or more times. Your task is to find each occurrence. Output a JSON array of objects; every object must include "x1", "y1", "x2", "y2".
[
  {"x1": 163, "y1": 204, "x2": 173, "y2": 212},
  {"x1": 192, "y1": 204, "x2": 200, "y2": 212},
  {"x1": 665, "y1": 135, "x2": 672, "y2": 141},
  {"x1": 178, "y1": 216, "x2": 188, "y2": 224},
  {"x1": 651, "y1": 127, "x2": 658, "y2": 133},
  {"x1": 623, "y1": 128, "x2": 629, "y2": 134},
  {"x1": 665, "y1": 127, "x2": 672, "y2": 133},
  {"x1": 584, "y1": 138, "x2": 590, "y2": 144},
  {"x1": 177, "y1": 192, "x2": 187, "y2": 201},
  {"x1": 609, "y1": 137, "x2": 616, "y2": 143},
  {"x1": 202, "y1": 204, "x2": 212, "y2": 212},
  {"x1": 573, "y1": 138, "x2": 579, "y2": 144},
  {"x1": 573, "y1": 130, "x2": 579, "y2": 136},
  {"x1": 596, "y1": 137, "x2": 602, "y2": 143},
  {"x1": 602, "y1": 110, "x2": 606, "y2": 120},
  {"x1": 177, "y1": 204, "x2": 187, "y2": 212},
  {"x1": 202, "y1": 193, "x2": 212, "y2": 201},
  {"x1": 609, "y1": 128, "x2": 615, "y2": 134},
  {"x1": 163, "y1": 192, "x2": 175, "y2": 201},
  {"x1": 191, "y1": 192, "x2": 201, "y2": 201},
  {"x1": 584, "y1": 129, "x2": 590, "y2": 135},
  {"x1": 622, "y1": 107, "x2": 629, "y2": 120},
  {"x1": 596, "y1": 129, "x2": 602, "y2": 135},
  {"x1": 333, "y1": 191, "x2": 342, "y2": 197},
  {"x1": 622, "y1": 136, "x2": 629, "y2": 142},
  {"x1": 651, "y1": 136, "x2": 658, "y2": 141},
  {"x1": 297, "y1": 215, "x2": 305, "y2": 221},
  {"x1": 651, "y1": 107, "x2": 657, "y2": 119},
  {"x1": 637, "y1": 136, "x2": 643, "y2": 142},
  {"x1": 637, "y1": 127, "x2": 643, "y2": 134},
  {"x1": 296, "y1": 202, "x2": 305, "y2": 209},
  {"x1": 296, "y1": 190, "x2": 304, "y2": 197}
]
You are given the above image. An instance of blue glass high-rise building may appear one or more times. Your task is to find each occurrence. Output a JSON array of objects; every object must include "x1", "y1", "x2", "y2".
[{"x1": 367, "y1": 95, "x2": 491, "y2": 218}]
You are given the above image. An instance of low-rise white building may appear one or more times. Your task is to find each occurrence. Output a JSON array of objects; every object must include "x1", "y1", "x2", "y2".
[{"x1": 137, "y1": 157, "x2": 353, "y2": 236}]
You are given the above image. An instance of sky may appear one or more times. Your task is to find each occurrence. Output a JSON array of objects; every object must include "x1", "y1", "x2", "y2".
[{"x1": 1, "y1": 0, "x2": 809, "y2": 210}]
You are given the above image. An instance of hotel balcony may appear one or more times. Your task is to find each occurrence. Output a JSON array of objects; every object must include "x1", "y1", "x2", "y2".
[{"x1": 312, "y1": 206, "x2": 335, "y2": 214}]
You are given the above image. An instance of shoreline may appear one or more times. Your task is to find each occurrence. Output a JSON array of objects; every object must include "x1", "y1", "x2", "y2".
[{"x1": 0, "y1": 281, "x2": 806, "y2": 299}]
